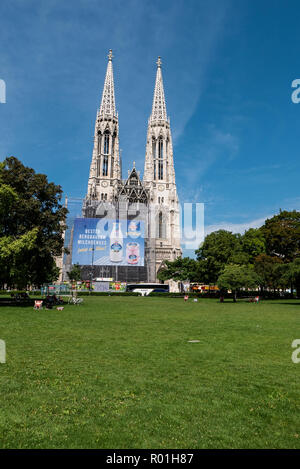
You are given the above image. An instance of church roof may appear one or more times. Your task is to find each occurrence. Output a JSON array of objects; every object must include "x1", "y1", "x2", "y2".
[
  {"x1": 99, "y1": 50, "x2": 117, "y2": 118},
  {"x1": 117, "y1": 165, "x2": 148, "y2": 203}
]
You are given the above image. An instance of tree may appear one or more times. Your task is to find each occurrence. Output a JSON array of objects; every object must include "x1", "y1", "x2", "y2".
[
  {"x1": 0, "y1": 157, "x2": 68, "y2": 288},
  {"x1": 0, "y1": 175, "x2": 38, "y2": 287},
  {"x1": 262, "y1": 210, "x2": 300, "y2": 262},
  {"x1": 280, "y1": 259, "x2": 300, "y2": 297},
  {"x1": 241, "y1": 228, "x2": 266, "y2": 263},
  {"x1": 67, "y1": 263, "x2": 82, "y2": 282},
  {"x1": 157, "y1": 257, "x2": 199, "y2": 282},
  {"x1": 217, "y1": 264, "x2": 260, "y2": 302},
  {"x1": 195, "y1": 230, "x2": 242, "y2": 283},
  {"x1": 253, "y1": 254, "x2": 284, "y2": 293}
]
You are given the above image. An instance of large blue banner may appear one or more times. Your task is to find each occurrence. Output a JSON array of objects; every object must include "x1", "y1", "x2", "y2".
[{"x1": 72, "y1": 218, "x2": 145, "y2": 266}]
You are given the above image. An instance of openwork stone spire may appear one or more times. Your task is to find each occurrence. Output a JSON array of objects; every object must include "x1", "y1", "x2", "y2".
[
  {"x1": 150, "y1": 57, "x2": 167, "y2": 123},
  {"x1": 84, "y1": 49, "x2": 120, "y2": 208},
  {"x1": 99, "y1": 49, "x2": 116, "y2": 117}
]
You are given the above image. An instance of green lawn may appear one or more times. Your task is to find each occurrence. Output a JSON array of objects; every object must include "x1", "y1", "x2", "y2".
[{"x1": 0, "y1": 296, "x2": 300, "y2": 449}]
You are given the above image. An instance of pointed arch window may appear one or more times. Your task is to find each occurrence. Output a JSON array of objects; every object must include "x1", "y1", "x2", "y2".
[
  {"x1": 158, "y1": 137, "x2": 163, "y2": 180},
  {"x1": 152, "y1": 137, "x2": 156, "y2": 180},
  {"x1": 104, "y1": 131, "x2": 110, "y2": 155},
  {"x1": 111, "y1": 157, "x2": 114, "y2": 178},
  {"x1": 158, "y1": 138, "x2": 163, "y2": 159},
  {"x1": 97, "y1": 132, "x2": 102, "y2": 155},
  {"x1": 112, "y1": 132, "x2": 116, "y2": 154},
  {"x1": 158, "y1": 211, "x2": 166, "y2": 239},
  {"x1": 158, "y1": 161, "x2": 163, "y2": 180},
  {"x1": 152, "y1": 138, "x2": 156, "y2": 157},
  {"x1": 103, "y1": 155, "x2": 108, "y2": 176}
]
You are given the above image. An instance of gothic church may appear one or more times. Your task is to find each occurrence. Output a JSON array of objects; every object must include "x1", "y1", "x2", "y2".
[{"x1": 81, "y1": 50, "x2": 181, "y2": 283}]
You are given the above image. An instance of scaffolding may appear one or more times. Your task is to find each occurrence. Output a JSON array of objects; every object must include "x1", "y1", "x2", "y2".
[{"x1": 62, "y1": 195, "x2": 152, "y2": 283}]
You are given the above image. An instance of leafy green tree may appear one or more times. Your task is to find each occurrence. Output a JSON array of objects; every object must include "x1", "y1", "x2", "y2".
[
  {"x1": 241, "y1": 228, "x2": 266, "y2": 263},
  {"x1": 262, "y1": 210, "x2": 300, "y2": 262},
  {"x1": 67, "y1": 263, "x2": 82, "y2": 282},
  {"x1": 0, "y1": 157, "x2": 68, "y2": 288},
  {"x1": 217, "y1": 264, "x2": 260, "y2": 302},
  {"x1": 195, "y1": 230, "x2": 242, "y2": 283},
  {"x1": 280, "y1": 259, "x2": 300, "y2": 297},
  {"x1": 253, "y1": 254, "x2": 284, "y2": 293},
  {"x1": 0, "y1": 176, "x2": 39, "y2": 287},
  {"x1": 157, "y1": 257, "x2": 199, "y2": 282}
]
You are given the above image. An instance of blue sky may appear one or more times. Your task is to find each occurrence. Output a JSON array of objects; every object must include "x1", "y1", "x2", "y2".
[{"x1": 0, "y1": 0, "x2": 300, "y2": 239}]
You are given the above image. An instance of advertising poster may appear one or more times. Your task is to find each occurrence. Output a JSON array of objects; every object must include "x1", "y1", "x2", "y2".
[
  {"x1": 72, "y1": 218, "x2": 145, "y2": 266},
  {"x1": 109, "y1": 282, "x2": 126, "y2": 292}
]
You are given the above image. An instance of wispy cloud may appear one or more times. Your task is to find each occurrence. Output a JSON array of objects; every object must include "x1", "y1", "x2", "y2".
[{"x1": 205, "y1": 215, "x2": 268, "y2": 235}]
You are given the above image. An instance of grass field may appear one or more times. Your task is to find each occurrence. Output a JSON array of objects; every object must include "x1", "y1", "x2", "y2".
[{"x1": 0, "y1": 296, "x2": 300, "y2": 449}]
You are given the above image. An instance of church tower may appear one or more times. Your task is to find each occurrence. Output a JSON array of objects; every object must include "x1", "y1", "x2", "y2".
[
  {"x1": 85, "y1": 50, "x2": 121, "y2": 206},
  {"x1": 144, "y1": 57, "x2": 182, "y2": 277},
  {"x1": 78, "y1": 52, "x2": 181, "y2": 284}
]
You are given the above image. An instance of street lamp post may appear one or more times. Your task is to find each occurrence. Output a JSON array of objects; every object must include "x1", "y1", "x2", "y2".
[{"x1": 90, "y1": 244, "x2": 95, "y2": 294}]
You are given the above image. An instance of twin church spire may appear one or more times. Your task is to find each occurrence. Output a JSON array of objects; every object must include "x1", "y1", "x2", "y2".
[
  {"x1": 84, "y1": 50, "x2": 182, "y2": 272},
  {"x1": 99, "y1": 50, "x2": 168, "y2": 123},
  {"x1": 86, "y1": 50, "x2": 177, "y2": 202}
]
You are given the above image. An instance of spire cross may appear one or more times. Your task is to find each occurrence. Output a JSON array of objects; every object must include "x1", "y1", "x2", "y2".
[
  {"x1": 108, "y1": 49, "x2": 114, "y2": 61},
  {"x1": 156, "y1": 56, "x2": 162, "y2": 68}
]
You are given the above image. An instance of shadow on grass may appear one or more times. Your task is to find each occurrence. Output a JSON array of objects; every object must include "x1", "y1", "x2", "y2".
[
  {"x1": 0, "y1": 302, "x2": 35, "y2": 308},
  {"x1": 218, "y1": 299, "x2": 300, "y2": 305}
]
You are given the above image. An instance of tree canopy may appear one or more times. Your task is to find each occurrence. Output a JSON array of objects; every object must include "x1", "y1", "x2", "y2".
[
  {"x1": 195, "y1": 230, "x2": 241, "y2": 283},
  {"x1": 262, "y1": 210, "x2": 300, "y2": 262},
  {"x1": 67, "y1": 263, "x2": 82, "y2": 282},
  {"x1": 158, "y1": 209, "x2": 300, "y2": 298},
  {"x1": 241, "y1": 228, "x2": 266, "y2": 263},
  {"x1": 217, "y1": 265, "x2": 260, "y2": 302},
  {"x1": 0, "y1": 157, "x2": 68, "y2": 288},
  {"x1": 253, "y1": 254, "x2": 283, "y2": 291},
  {"x1": 157, "y1": 257, "x2": 199, "y2": 282}
]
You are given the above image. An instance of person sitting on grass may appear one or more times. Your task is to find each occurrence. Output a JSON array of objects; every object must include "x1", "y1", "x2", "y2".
[{"x1": 44, "y1": 295, "x2": 54, "y2": 309}]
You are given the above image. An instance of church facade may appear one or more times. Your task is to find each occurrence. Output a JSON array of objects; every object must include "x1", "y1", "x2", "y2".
[{"x1": 79, "y1": 50, "x2": 181, "y2": 283}]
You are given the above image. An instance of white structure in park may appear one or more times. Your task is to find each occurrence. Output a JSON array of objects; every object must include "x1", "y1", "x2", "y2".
[{"x1": 80, "y1": 50, "x2": 181, "y2": 282}]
